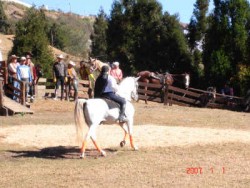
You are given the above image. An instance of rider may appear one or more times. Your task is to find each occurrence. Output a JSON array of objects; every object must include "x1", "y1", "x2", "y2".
[{"x1": 94, "y1": 65, "x2": 127, "y2": 123}]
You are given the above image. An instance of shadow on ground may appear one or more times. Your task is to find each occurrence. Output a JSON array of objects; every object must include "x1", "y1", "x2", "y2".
[{"x1": 7, "y1": 146, "x2": 118, "y2": 159}]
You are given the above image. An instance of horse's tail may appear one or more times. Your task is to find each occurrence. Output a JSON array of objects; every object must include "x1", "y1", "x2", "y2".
[{"x1": 74, "y1": 99, "x2": 87, "y2": 145}]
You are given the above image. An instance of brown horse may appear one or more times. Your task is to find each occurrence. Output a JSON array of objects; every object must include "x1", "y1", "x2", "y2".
[
  {"x1": 137, "y1": 70, "x2": 190, "y2": 103},
  {"x1": 137, "y1": 70, "x2": 190, "y2": 88}
]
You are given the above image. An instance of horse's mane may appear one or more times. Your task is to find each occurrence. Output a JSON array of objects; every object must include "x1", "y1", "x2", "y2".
[{"x1": 117, "y1": 77, "x2": 136, "y2": 101}]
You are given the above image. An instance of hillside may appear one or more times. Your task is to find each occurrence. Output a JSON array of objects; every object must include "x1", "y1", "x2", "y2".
[
  {"x1": 0, "y1": 33, "x2": 82, "y2": 63},
  {"x1": 0, "y1": 1, "x2": 92, "y2": 63},
  {"x1": 1, "y1": 1, "x2": 95, "y2": 61},
  {"x1": 0, "y1": 33, "x2": 14, "y2": 60}
]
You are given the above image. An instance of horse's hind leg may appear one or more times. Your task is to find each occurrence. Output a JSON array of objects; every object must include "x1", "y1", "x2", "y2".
[
  {"x1": 90, "y1": 137, "x2": 106, "y2": 157},
  {"x1": 80, "y1": 124, "x2": 103, "y2": 158},
  {"x1": 80, "y1": 124, "x2": 106, "y2": 158},
  {"x1": 119, "y1": 123, "x2": 129, "y2": 147}
]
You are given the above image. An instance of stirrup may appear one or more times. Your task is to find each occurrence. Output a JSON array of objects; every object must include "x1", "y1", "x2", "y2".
[{"x1": 118, "y1": 115, "x2": 128, "y2": 123}]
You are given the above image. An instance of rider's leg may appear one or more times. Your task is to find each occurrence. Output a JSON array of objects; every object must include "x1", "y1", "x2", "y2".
[{"x1": 103, "y1": 92, "x2": 127, "y2": 122}]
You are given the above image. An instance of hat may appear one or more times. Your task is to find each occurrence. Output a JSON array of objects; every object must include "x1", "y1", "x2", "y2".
[
  {"x1": 10, "y1": 54, "x2": 19, "y2": 60},
  {"x1": 57, "y1": 54, "x2": 64, "y2": 59},
  {"x1": 20, "y1": 56, "x2": 26, "y2": 61},
  {"x1": 113, "y1": 61, "x2": 119, "y2": 66},
  {"x1": 69, "y1": 60, "x2": 76, "y2": 66}
]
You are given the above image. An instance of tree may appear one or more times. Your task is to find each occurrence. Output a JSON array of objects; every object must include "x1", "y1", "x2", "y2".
[
  {"x1": 90, "y1": 8, "x2": 108, "y2": 61},
  {"x1": 105, "y1": 0, "x2": 192, "y2": 76},
  {"x1": 203, "y1": 0, "x2": 250, "y2": 95},
  {"x1": 48, "y1": 22, "x2": 68, "y2": 51},
  {"x1": 11, "y1": 7, "x2": 54, "y2": 78},
  {"x1": 107, "y1": 0, "x2": 136, "y2": 74},
  {"x1": 187, "y1": 0, "x2": 209, "y2": 51}
]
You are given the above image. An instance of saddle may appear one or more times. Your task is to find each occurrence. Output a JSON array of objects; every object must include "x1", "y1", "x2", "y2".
[
  {"x1": 101, "y1": 98, "x2": 120, "y2": 109},
  {"x1": 150, "y1": 72, "x2": 166, "y2": 84}
]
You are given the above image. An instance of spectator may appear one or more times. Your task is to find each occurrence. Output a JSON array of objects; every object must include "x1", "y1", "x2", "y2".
[
  {"x1": 66, "y1": 61, "x2": 78, "y2": 101},
  {"x1": 53, "y1": 54, "x2": 67, "y2": 100},
  {"x1": 25, "y1": 52, "x2": 37, "y2": 102},
  {"x1": 8, "y1": 55, "x2": 20, "y2": 100},
  {"x1": 16, "y1": 57, "x2": 32, "y2": 102},
  {"x1": 0, "y1": 40, "x2": 2, "y2": 61},
  {"x1": 8, "y1": 55, "x2": 19, "y2": 84},
  {"x1": 221, "y1": 83, "x2": 234, "y2": 96},
  {"x1": 110, "y1": 61, "x2": 123, "y2": 83},
  {"x1": 35, "y1": 64, "x2": 43, "y2": 84}
]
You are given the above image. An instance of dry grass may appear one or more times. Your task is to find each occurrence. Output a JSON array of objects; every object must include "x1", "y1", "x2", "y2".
[{"x1": 0, "y1": 99, "x2": 250, "y2": 187}]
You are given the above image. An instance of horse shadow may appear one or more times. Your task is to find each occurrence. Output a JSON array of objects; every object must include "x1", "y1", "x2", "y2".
[{"x1": 7, "y1": 146, "x2": 118, "y2": 159}]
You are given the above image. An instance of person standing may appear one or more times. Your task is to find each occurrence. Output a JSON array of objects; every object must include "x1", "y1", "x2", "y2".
[
  {"x1": 8, "y1": 54, "x2": 20, "y2": 100},
  {"x1": 110, "y1": 61, "x2": 123, "y2": 83},
  {"x1": 16, "y1": 56, "x2": 32, "y2": 102},
  {"x1": 25, "y1": 52, "x2": 37, "y2": 102},
  {"x1": 53, "y1": 54, "x2": 67, "y2": 100},
  {"x1": 8, "y1": 55, "x2": 20, "y2": 84},
  {"x1": 66, "y1": 61, "x2": 78, "y2": 101},
  {"x1": 0, "y1": 40, "x2": 2, "y2": 61}
]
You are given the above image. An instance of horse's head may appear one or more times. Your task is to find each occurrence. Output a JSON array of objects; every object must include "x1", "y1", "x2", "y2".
[
  {"x1": 165, "y1": 74, "x2": 174, "y2": 86},
  {"x1": 207, "y1": 87, "x2": 216, "y2": 100},
  {"x1": 118, "y1": 76, "x2": 140, "y2": 101}
]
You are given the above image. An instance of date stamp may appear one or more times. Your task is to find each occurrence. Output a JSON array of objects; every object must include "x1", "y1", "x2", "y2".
[{"x1": 186, "y1": 167, "x2": 225, "y2": 174}]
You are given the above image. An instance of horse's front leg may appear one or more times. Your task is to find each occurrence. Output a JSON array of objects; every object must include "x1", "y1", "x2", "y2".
[{"x1": 126, "y1": 121, "x2": 138, "y2": 151}]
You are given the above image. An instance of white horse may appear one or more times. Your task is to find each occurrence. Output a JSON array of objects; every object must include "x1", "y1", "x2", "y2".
[{"x1": 74, "y1": 76, "x2": 140, "y2": 158}]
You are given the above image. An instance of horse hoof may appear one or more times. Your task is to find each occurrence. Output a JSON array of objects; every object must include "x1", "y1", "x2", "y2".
[
  {"x1": 101, "y1": 150, "x2": 107, "y2": 157},
  {"x1": 120, "y1": 140, "x2": 126, "y2": 147},
  {"x1": 133, "y1": 146, "x2": 139, "y2": 151},
  {"x1": 79, "y1": 153, "x2": 85, "y2": 159}
]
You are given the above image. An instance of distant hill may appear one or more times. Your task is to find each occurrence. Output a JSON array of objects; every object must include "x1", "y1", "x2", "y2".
[
  {"x1": 0, "y1": 33, "x2": 14, "y2": 60},
  {"x1": 0, "y1": 33, "x2": 82, "y2": 63},
  {"x1": 1, "y1": 0, "x2": 95, "y2": 62}
]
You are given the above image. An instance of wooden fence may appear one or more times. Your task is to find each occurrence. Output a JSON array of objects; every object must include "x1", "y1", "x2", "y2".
[
  {"x1": 0, "y1": 60, "x2": 26, "y2": 105},
  {"x1": 138, "y1": 81, "x2": 245, "y2": 111},
  {"x1": 38, "y1": 78, "x2": 90, "y2": 100},
  {"x1": 0, "y1": 61, "x2": 8, "y2": 85}
]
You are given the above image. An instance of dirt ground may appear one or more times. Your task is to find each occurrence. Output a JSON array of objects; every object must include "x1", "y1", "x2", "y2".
[
  {"x1": 0, "y1": 99, "x2": 250, "y2": 187},
  {"x1": 0, "y1": 99, "x2": 249, "y2": 151}
]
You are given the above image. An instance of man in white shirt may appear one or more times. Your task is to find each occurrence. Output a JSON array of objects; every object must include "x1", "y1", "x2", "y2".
[{"x1": 17, "y1": 56, "x2": 32, "y2": 102}]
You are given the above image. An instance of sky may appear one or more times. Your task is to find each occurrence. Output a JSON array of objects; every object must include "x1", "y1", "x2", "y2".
[{"x1": 21, "y1": 0, "x2": 211, "y2": 23}]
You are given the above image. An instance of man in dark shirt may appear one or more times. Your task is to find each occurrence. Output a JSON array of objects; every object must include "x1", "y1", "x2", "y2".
[{"x1": 53, "y1": 54, "x2": 67, "y2": 100}]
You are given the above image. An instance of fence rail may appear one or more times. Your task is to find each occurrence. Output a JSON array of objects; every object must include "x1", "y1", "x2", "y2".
[
  {"x1": 138, "y1": 81, "x2": 245, "y2": 111},
  {"x1": 38, "y1": 78, "x2": 90, "y2": 99}
]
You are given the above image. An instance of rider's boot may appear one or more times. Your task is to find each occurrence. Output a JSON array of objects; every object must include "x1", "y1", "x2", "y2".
[{"x1": 118, "y1": 104, "x2": 128, "y2": 123}]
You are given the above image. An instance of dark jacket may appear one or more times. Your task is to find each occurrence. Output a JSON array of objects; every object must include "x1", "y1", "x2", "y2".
[{"x1": 94, "y1": 73, "x2": 108, "y2": 98}]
